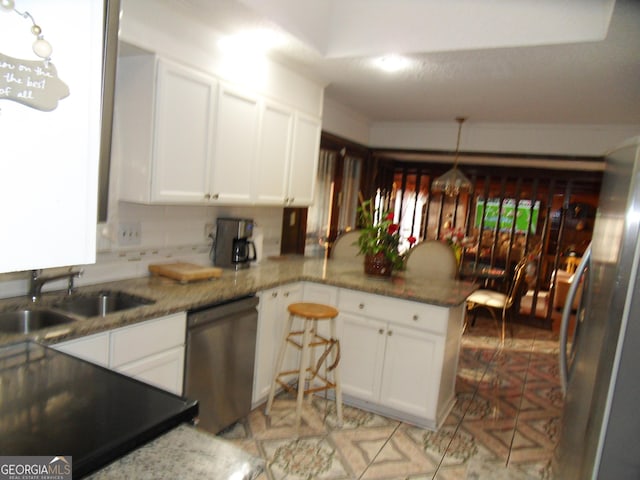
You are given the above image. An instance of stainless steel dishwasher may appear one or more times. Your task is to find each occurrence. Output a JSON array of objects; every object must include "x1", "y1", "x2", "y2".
[{"x1": 184, "y1": 295, "x2": 259, "y2": 434}]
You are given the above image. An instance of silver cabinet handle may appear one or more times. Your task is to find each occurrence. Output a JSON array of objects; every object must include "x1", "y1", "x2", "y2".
[
  {"x1": 283, "y1": 292, "x2": 289, "y2": 297},
  {"x1": 378, "y1": 328, "x2": 384, "y2": 334},
  {"x1": 359, "y1": 303, "x2": 365, "y2": 309},
  {"x1": 204, "y1": 193, "x2": 211, "y2": 200},
  {"x1": 211, "y1": 193, "x2": 219, "y2": 200},
  {"x1": 412, "y1": 314, "x2": 419, "y2": 321},
  {"x1": 271, "y1": 292, "x2": 278, "y2": 298},
  {"x1": 387, "y1": 330, "x2": 393, "y2": 336}
]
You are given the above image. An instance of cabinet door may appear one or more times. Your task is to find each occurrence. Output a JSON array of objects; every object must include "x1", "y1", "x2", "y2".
[
  {"x1": 110, "y1": 312, "x2": 186, "y2": 368},
  {"x1": 253, "y1": 283, "x2": 303, "y2": 405},
  {"x1": 116, "y1": 346, "x2": 185, "y2": 395},
  {"x1": 379, "y1": 324, "x2": 444, "y2": 419},
  {"x1": 253, "y1": 287, "x2": 280, "y2": 405},
  {"x1": 210, "y1": 84, "x2": 259, "y2": 203},
  {"x1": 254, "y1": 101, "x2": 293, "y2": 205},
  {"x1": 152, "y1": 60, "x2": 217, "y2": 203},
  {"x1": 287, "y1": 113, "x2": 321, "y2": 206},
  {"x1": 0, "y1": 3, "x2": 104, "y2": 272},
  {"x1": 53, "y1": 332, "x2": 110, "y2": 367},
  {"x1": 338, "y1": 313, "x2": 386, "y2": 402},
  {"x1": 279, "y1": 283, "x2": 304, "y2": 375}
]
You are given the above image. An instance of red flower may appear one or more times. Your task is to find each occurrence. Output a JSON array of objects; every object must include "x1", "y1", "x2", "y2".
[
  {"x1": 408, "y1": 235, "x2": 417, "y2": 245},
  {"x1": 388, "y1": 224, "x2": 399, "y2": 234},
  {"x1": 385, "y1": 212, "x2": 395, "y2": 221}
]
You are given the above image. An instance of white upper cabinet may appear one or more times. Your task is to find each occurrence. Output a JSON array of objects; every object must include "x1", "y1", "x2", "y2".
[
  {"x1": 114, "y1": 45, "x2": 322, "y2": 207},
  {"x1": 152, "y1": 61, "x2": 217, "y2": 202},
  {"x1": 0, "y1": 1, "x2": 104, "y2": 273},
  {"x1": 254, "y1": 103, "x2": 321, "y2": 207},
  {"x1": 288, "y1": 113, "x2": 321, "y2": 206},
  {"x1": 253, "y1": 101, "x2": 294, "y2": 204},
  {"x1": 116, "y1": 54, "x2": 218, "y2": 204},
  {"x1": 209, "y1": 83, "x2": 260, "y2": 204}
]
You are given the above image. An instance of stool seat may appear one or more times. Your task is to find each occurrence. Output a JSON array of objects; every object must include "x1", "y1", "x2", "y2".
[
  {"x1": 265, "y1": 301, "x2": 343, "y2": 427},
  {"x1": 288, "y1": 302, "x2": 338, "y2": 319}
]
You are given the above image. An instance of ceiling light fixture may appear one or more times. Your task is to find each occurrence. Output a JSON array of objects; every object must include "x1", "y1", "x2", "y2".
[
  {"x1": 375, "y1": 54, "x2": 411, "y2": 73},
  {"x1": 431, "y1": 117, "x2": 473, "y2": 197}
]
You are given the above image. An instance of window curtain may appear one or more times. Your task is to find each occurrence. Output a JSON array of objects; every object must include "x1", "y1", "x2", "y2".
[{"x1": 337, "y1": 155, "x2": 362, "y2": 233}]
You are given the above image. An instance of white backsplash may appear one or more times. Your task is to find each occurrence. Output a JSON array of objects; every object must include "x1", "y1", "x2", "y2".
[{"x1": 0, "y1": 203, "x2": 284, "y2": 300}]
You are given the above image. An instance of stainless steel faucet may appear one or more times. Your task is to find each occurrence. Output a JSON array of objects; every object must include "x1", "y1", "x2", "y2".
[{"x1": 29, "y1": 268, "x2": 84, "y2": 302}]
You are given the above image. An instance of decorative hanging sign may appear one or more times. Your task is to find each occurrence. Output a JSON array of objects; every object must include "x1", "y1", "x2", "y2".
[{"x1": 0, "y1": 0, "x2": 69, "y2": 112}]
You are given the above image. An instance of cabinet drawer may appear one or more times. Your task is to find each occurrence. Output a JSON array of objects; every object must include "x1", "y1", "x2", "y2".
[
  {"x1": 111, "y1": 312, "x2": 186, "y2": 367},
  {"x1": 337, "y1": 288, "x2": 448, "y2": 335},
  {"x1": 303, "y1": 282, "x2": 338, "y2": 305},
  {"x1": 391, "y1": 302, "x2": 449, "y2": 335},
  {"x1": 116, "y1": 346, "x2": 185, "y2": 395},
  {"x1": 53, "y1": 332, "x2": 110, "y2": 367}
]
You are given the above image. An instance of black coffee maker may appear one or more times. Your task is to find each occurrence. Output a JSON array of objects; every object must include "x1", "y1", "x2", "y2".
[{"x1": 213, "y1": 218, "x2": 257, "y2": 270}]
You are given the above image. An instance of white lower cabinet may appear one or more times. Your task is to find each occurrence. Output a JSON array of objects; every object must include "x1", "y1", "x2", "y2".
[
  {"x1": 339, "y1": 313, "x2": 386, "y2": 402},
  {"x1": 52, "y1": 312, "x2": 186, "y2": 396},
  {"x1": 378, "y1": 324, "x2": 444, "y2": 420},
  {"x1": 53, "y1": 332, "x2": 110, "y2": 367},
  {"x1": 110, "y1": 312, "x2": 186, "y2": 395},
  {"x1": 252, "y1": 283, "x2": 303, "y2": 406},
  {"x1": 336, "y1": 288, "x2": 463, "y2": 430},
  {"x1": 116, "y1": 346, "x2": 185, "y2": 395}
]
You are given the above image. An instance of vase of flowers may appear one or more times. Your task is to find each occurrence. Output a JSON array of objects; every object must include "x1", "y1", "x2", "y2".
[{"x1": 356, "y1": 195, "x2": 405, "y2": 277}]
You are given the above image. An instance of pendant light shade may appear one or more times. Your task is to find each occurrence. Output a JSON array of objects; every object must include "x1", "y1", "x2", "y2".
[{"x1": 432, "y1": 117, "x2": 473, "y2": 196}]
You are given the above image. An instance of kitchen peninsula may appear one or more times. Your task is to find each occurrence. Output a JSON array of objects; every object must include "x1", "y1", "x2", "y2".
[{"x1": 0, "y1": 257, "x2": 476, "y2": 433}]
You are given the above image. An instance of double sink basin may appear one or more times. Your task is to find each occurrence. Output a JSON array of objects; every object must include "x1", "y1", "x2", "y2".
[{"x1": 0, "y1": 291, "x2": 156, "y2": 334}]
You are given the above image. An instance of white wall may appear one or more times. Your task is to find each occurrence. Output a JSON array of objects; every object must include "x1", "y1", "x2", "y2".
[
  {"x1": 322, "y1": 97, "x2": 371, "y2": 145},
  {"x1": 369, "y1": 121, "x2": 640, "y2": 157},
  {"x1": 324, "y1": 98, "x2": 639, "y2": 157},
  {"x1": 119, "y1": 0, "x2": 325, "y2": 116}
]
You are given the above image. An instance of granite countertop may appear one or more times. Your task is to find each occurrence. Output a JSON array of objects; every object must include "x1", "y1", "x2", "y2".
[
  {"x1": 87, "y1": 424, "x2": 264, "y2": 480},
  {"x1": 0, "y1": 257, "x2": 477, "y2": 346}
]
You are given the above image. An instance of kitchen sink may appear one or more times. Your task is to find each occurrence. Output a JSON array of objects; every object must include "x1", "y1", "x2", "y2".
[
  {"x1": 0, "y1": 309, "x2": 75, "y2": 334},
  {"x1": 53, "y1": 290, "x2": 155, "y2": 317}
]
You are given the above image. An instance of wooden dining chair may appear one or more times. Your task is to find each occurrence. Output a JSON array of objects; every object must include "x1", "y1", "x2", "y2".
[
  {"x1": 563, "y1": 256, "x2": 581, "y2": 274},
  {"x1": 466, "y1": 256, "x2": 529, "y2": 342}
]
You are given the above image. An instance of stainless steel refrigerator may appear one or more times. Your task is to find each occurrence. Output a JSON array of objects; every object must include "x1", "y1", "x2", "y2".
[{"x1": 555, "y1": 136, "x2": 640, "y2": 479}]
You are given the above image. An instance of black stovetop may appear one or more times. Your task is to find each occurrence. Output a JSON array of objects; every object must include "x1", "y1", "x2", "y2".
[{"x1": 0, "y1": 341, "x2": 198, "y2": 478}]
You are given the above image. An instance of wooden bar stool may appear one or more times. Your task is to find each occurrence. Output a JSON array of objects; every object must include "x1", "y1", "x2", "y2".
[{"x1": 265, "y1": 302, "x2": 343, "y2": 427}]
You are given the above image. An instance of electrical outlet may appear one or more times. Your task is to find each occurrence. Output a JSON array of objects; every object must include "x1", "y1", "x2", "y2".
[
  {"x1": 118, "y1": 222, "x2": 141, "y2": 246},
  {"x1": 204, "y1": 223, "x2": 215, "y2": 240}
]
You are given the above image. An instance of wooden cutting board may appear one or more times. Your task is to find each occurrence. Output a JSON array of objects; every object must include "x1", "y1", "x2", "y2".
[{"x1": 148, "y1": 262, "x2": 223, "y2": 283}]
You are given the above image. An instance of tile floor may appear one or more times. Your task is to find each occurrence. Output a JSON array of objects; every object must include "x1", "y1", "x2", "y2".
[{"x1": 217, "y1": 316, "x2": 561, "y2": 479}]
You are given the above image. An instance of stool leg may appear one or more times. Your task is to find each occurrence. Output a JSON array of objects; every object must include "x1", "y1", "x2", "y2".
[
  {"x1": 330, "y1": 318, "x2": 343, "y2": 427},
  {"x1": 265, "y1": 313, "x2": 294, "y2": 416},
  {"x1": 306, "y1": 321, "x2": 318, "y2": 404},
  {"x1": 295, "y1": 318, "x2": 313, "y2": 426}
]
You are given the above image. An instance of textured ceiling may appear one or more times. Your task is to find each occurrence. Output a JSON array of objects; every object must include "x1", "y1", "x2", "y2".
[{"x1": 171, "y1": 0, "x2": 640, "y2": 125}]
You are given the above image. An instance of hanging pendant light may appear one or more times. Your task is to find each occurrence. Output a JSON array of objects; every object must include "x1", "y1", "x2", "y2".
[{"x1": 431, "y1": 117, "x2": 473, "y2": 196}]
